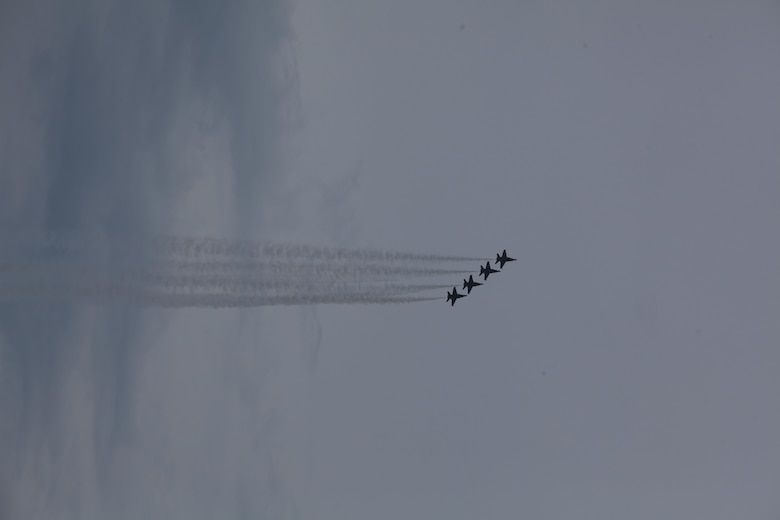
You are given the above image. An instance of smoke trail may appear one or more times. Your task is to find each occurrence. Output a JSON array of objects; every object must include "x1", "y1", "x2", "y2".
[
  {"x1": 141, "y1": 235, "x2": 481, "y2": 263},
  {"x1": 0, "y1": 282, "x2": 442, "y2": 307},
  {"x1": 0, "y1": 232, "x2": 481, "y2": 264},
  {"x1": 0, "y1": 232, "x2": 477, "y2": 307},
  {"x1": 12, "y1": 259, "x2": 472, "y2": 282},
  {"x1": 2, "y1": 258, "x2": 463, "y2": 292},
  {"x1": 76, "y1": 271, "x2": 451, "y2": 297},
  {"x1": 0, "y1": 271, "x2": 449, "y2": 297},
  {"x1": 143, "y1": 260, "x2": 474, "y2": 278}
]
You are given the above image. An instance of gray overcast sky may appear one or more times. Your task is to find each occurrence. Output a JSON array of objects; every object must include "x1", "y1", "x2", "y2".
[{"x1": 2, "y1": 1, "x2": 780, "y2": 519}]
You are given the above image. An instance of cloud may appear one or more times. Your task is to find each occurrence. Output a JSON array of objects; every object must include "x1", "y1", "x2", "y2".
[{"x1": 0, "y1": 1, "x2": 302, "y2": 518}]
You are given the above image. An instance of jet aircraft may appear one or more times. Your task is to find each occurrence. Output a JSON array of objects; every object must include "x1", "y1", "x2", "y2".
[
  {"x1": 479, "y1": 261, "x2": 499, "y2": 280},
  {"x1": 495, "y1": 249, "x2": 516, "y2": 268},
  {"x1": 462, "y1": 275, "x2": 482, "y2": 294},
  {"x1": 446, "y1": 287, "x2": 466, "y2": 306}
]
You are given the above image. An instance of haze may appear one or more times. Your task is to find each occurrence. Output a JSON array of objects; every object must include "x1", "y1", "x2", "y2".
[{"x1": 2, "y1": 0, "x2": 779, "y2": 518}]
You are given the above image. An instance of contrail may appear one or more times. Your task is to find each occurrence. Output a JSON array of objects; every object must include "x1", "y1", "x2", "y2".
[
  {"x1": 0, "y1": 233, "x2": 478, "y2": 307},
  {"x1": 4, "y1": 259, "x2": 472, "y2": 278},
  {"x1": 1, "y1": 271, "x2": 449, "y2": 296},
  {"x1": 0, "y1": 233, "x2": 481, "y2": 264},
  {"x1": 142, "y1": 260, "x2": 475, "y2": 278},
  {"x1": 143, "y1": 236, "x2": 481, "y2": 263},
  {"x1": 4, "y1": 262, "x2": 465, "y2": 290},
  {"x1": 90, "y1": 272, "x2": 451, "y2": 296},
  {"x1": 0, "y1": 283, "x2": 442, "y2": 307}
]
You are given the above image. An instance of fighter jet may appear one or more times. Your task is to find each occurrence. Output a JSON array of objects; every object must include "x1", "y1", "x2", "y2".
[
  {"x1": 462, "y1": 275, "x2": 482, "y2": 294},
  {"x1": 495, "y1": 249, "x2": 516, "y2": 268},
  {"x1": 479, "y1": 261, "x2": 499, "y2": 280},
  {"x1": 446, "y1": 287, "x2": 466, "y2": 306}
]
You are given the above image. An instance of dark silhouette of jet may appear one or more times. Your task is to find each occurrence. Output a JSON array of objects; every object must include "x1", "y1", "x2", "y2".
[
  {"x1": 446, "y1": 287, "x2": 466, "y2": 306},
  {"x1": 462, "y1": 275, "x2": 482, "y2": 294},
  {"x1": 479, "y1": 261, "x2": 499, "y2": 280},
  {"x1": 496, "y1": 249, "x2": 516, "y2": 268}
]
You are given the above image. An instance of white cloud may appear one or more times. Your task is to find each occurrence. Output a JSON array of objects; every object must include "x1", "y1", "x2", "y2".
[{"x1": 0, "y1": 1, "x2": 304, "y2": 518}]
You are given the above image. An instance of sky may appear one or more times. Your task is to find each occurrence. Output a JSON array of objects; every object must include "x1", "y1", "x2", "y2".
[{"x1": 2, "y1": 0, "x2": 780, "y2": 519}]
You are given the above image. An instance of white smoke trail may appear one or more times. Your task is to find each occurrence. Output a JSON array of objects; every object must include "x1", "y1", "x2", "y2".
[
  {"x1": 0, "y1": 233, "x2": 481, "y2": 264},
  {"x1": 16, "y1": 259, "x2": 472, "y2": 282},
  {"x1": 138, "y1": 235, "x2": 482, "y2": 263},
  {"x1": 0, "y1": 233, "x2": 477, "y2": 307},
  {"x1": 0, "y1": 282, "x2": 443, "y2": 307},
  {"x1": 1, "y1": 260, "x2": 461, "y2": 293},
  {"x1": 79, "y1": 271, "x2": 451, "y2": 297},
  {"x1": 1, "y1": 265, "x2": 450, "y2": 294},
  {"x1": 144, "y1": 260, "x2": 474, "y2": 278}
]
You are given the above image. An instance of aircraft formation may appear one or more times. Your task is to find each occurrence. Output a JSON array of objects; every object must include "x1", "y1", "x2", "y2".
[{"x1": 446, "y1": 249, "x2": 515, "y2": 306}]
